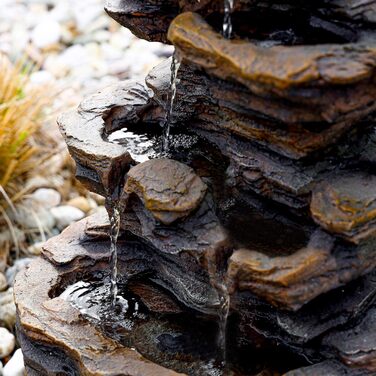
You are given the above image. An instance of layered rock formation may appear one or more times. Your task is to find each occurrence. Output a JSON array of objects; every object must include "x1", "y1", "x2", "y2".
[{"x1": 15, "y1": 0, "x2": 376, "y2": 375}]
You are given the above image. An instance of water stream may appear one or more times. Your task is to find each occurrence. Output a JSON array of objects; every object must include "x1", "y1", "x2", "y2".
[
  {"x1": 217, "y1": 284, "x2": 230, "y2": 369},
  {"x1": 161, "y1": 52, "x2": 181, "y2": 153},
  {"x1": 109, "y1": 202, "x2": 121, "y2": 308},
  {"x1": 207, "y1": 252, "x2": 230, "y2": 372},
  {"x1": 223, "y1": 0, "x2": 234, "y2": 39},
  {"x1": 61, "y1": 274, "x2": 231, "y2": 375}
]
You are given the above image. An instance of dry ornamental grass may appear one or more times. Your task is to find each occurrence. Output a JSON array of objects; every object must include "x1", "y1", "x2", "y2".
[
  {"x1": 0, "y1": 54, "x2": 56, "y2": 256},
  {"x1": 0, "y1": 55, "x2": 52, "y2": 209}
]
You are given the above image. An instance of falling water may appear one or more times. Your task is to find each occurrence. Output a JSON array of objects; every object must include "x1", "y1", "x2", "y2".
[
  {"x1": 161, "y1": 52, "x2": 181, "y2": 153},
  {"x1": 223, "y1": 0, "x2": 234, "y2": 39},
  {"x1": 207, "y1": 253, "x2": 230, "y2": 371},
  {"x1": 217, "y1": 283, "x2": 230, "y2": 368},
  {"x1": 109, "y1": 203, "x2": 121, "y2": 308}
]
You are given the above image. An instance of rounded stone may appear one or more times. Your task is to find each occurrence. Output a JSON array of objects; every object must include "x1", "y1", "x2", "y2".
[
  {"x1": 3, "y1": 349, "x2": 24, "y2": 376},
  {"x1": 30, "y1": 188, "x2": 61, "y2": 209},
  {"x1": 50, "y1": 206, "x2": 85, "y2": 230},
  {"x1": 67, "y1": 196, "x2": 93, "y2": 213},
  {"x1": 311, "y1": 172, "x2": 376, "y2": 244},
  {"x1": 0, "y1": 327, "x2": 15, "y2": 359},
  {"x1": 0, "y1": 288, "x2": 16, "y2": 328},
  {"x1": 31, "y1": 19, "x2": 62, "y2": 49},
  {"x1": 124, "y1": 159, "x2": 207, "y2": 224}
]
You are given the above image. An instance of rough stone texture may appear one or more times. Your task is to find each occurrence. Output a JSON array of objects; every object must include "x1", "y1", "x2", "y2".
[
  {"x1": 230, "y1": 271, "x2": 376, "y2": 370},
  {"x1": 274, "y1": 270, "x2": 376, "y2": 345},
  {"x1": 169, "y1": 13, "x2": 376, "y2": 129},
  {"x1": 147, "y1": 59, "x2": 376, "y2": 160},
  {"x1": 57, "y1": 80, "x2": 154, "y2": 196},
  {"x1": 105, "y1": 0, "x2": 179, "y2": 44},
  {"x1": 16, "y1": 214, "x2": 376, "y2": 375},
  {"x1": 323, "y1": 305, "x2": 376, "y2": 372},
  {"x1": 284, "y1": 360, "x2": 371, "y2": 376},
  {"x1": 105, "y1": 0, "x2": 376, "y2": 43},
  {"x1": 42, "y1": 211, "x2": 226, "y2": 314},
  {"x1": 147, "y1": 59, "x2": 376, "y2": 217},
  {"x1": 23, "y1": 1, "x2": 376, "y2": 374},
  {"x1": 14, "y1": 258, "x2": 184, "y2": 376},
  {"x1": 227, "y1": 230, "x2": 376, "y2": 310},
  {"x1": 311, "y1": 171, "x2": 376, "y2": 244},
  {"x1": 124, "y1": 159, "x2": 207, "y2": 224},
  {"x1": 170, "y1": 12, "x2": 376, "y2": 90}
]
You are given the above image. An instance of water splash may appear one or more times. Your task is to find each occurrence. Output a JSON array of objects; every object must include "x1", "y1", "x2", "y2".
[
  {"x1": 109, "y1": 203, "x2": 121, "y2": 308},
  {"x1": 107, "y1": 128, "x2": 158, "y2": 163},
  {"x1": 223, "y1": 0, "x2": 234, "y2": 39},
  {"x1": 161, "y1": 52, "x2": 181, "y2": 153}
]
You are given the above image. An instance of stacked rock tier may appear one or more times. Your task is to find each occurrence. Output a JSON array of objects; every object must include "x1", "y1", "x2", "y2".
[{"x1": 15, "y1": 0, "x2": 376, "y2": 375}]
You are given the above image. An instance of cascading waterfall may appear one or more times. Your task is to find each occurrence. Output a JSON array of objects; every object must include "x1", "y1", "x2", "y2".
[
  {"x1": 161, "y1": 51, "x2": 181, "y2": 152},
  {"x1": 223, "y1": 0, "x2": 234, "y2": 39}
]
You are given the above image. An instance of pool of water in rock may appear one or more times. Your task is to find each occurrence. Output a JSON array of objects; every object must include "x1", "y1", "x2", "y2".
[
  {"x1": 60, "y1": 272, "x2": 300, "y2": 376},
  {"x1": 106, "y1": 123, "x2": 200, "y2": 163},
  {"x1": 61, "y1": 274, "x2": 227, "y2": 375}
]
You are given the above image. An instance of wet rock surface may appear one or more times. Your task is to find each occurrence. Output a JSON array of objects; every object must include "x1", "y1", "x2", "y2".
[
  {"x1": 15, "y1": 0, "x2": 376, "y2": 374},
  {"x1": 104, "y1": 0, "x2": 376, "y2": 43},
  {"x1": 15, "y1": 214, "x2": 376, "y2": 375},
  {"x1": 227, "y1": 227, "x2": 376, "y2": 310},
  {"x1": 311, "y1": 171, "x2": 376, "y2": 244},
  {"x1": 57, "y1": 80, "x2": 155, "y2": 195},
  {"x1": 124, "y1": 159, "x2": 207, "y2": 224},
  {"x1": 15, "y1": 257, "x2": 183, "y2": 376},
  {"x1": 284, "y1": 360, "x2": 371, "y2": 376}
]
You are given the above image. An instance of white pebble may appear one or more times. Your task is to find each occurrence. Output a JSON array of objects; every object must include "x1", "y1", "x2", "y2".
[
  {"x1": 51, "y1": 205, "x2": 85, "y2": 230},
  {"x1": 0, "y1": 328, "x2": 15, "y2": 359},
  {"x1": 30, "y1": 188, "x2": 61, "y2": 209},
  {"x1": 3, "y1": 349, "x2": 24, "y2": 376},
  {"x1": 31, "y1": 18, "x2": 61, "y2": 49},
  {"x1": 0, "y1": 289, "x2": 16, "y2": 328},
  {"x1": 29, "y1": 70, "x2": 55, "y2": 87}
]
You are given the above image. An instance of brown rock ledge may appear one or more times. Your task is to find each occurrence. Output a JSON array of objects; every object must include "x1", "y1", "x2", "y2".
[
  {"x1": 227, "y1": 229, "x2": 376, "y2": 310},
  {"x1": 57, "y1": 80, "x2": 155, "y2": 196},
  {"x1": 14, "y1": 257, "x2": 184, "y2": 376},
  {"x1": 311, "y1": 171, "x2": 376, "y2": 244}
]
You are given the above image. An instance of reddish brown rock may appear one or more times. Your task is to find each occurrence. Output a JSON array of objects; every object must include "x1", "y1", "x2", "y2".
[
  {"x1": 227, "y1": 229, "x2": 376, "y2": 310},
  {"x1": 147, "y1": 57, "x2": 376, "y2": 160},
  {"x1": 311, "y1": 171, "x2": 376, "y2": 244},
  {"x1": 14, "y1": 258, "x2": 184, "y2": 376},
  {"x1": 42, "y1": 1, "x2": 376, "y2": 374},
  {"x1": 57, "y1": 80, "x2": 155, "y2": 196},
  {"x1": 105, "y1": 0, "x2": 376, "y2": 43},
  {"x1": 124, "y1": 159, "x2": 207, "y2": 224},
  {"x1": 42, "y1": 209, "x2": 227, "y2": 314},
  {"x1": 169, "y1": 13, "x2": 376, "y2": 118}
]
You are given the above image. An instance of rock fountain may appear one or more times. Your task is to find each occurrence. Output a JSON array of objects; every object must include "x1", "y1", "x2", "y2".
[{"x1": 14, "y1": 0, "x2": 376, "y2": 375}]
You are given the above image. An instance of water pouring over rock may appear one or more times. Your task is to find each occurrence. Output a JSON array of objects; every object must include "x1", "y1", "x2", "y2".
[
  {"x1": 223, "y1": 0, "x2": 234, "y2": 39},
  {"x1": 161, "y1": 52, "x2": 181, "y2": 153},
  {"x1": 14, "y1": 0, "x2": 376, "y2": 375}
]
